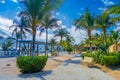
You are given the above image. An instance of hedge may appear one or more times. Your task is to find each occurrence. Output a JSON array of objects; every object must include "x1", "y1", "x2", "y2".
[{"x1": 16, "y1": 56, "x2": 47, "y2": 73}]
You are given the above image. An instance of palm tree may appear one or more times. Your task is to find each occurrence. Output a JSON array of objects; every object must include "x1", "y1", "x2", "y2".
[
  {"x1": 110, "y1": 31, "x2": 120, "y2": 52},
  {"x1": 20, "y1": 0, "x2": 63, "y2": 57},
  {"x1": 54, "y1": 28, "x2": 69, "y2": 42},
  {"x1": 15, "y1": 32, "x2": 21, "y2": 50},
  {"x1": 74, "y1": 8, "x2": 95, "y2": 53},
  {"x1": 39, "y1": 14, "x2": 60, "y2": 56},
  {"x1": 49, "y1": 38, "x2": 57, "y2": 55},
  {"x1": 10, "y1": 17, "x2": 31, "y2": 51},
  {"x1": 66, "y1": 35, "x2": 74, "y2": 46},
  {"x1": 106, "y1": 5, "x2": 120, "y2": 27},
  {"x1": 2, "y1": 40, "x2": 13, "y2": 55},
  {"x1": 107, "y1": 5, "x2": 120, "y2": 14},
  {"x1": 95, "y1": 11, "x2": 114, "y2": 45}
]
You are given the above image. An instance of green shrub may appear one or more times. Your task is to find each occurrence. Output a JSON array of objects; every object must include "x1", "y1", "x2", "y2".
[
  {"x1": 81, "y1": 53, "x2": 94, "y2": 59},
  {"x1": 16, "y1": 56, "x2": 47, "y2": 73},
  {"x1": 66, "y1": 47, "x2": 73, "y2": 54},
  {"x1": 100, "y1": 56, "x2": 119, "y2": 66}
]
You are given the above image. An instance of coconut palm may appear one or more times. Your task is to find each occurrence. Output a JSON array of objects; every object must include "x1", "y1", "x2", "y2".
[
  {"x1": 54, "y1": 28, "x2": 69, "y2": 42},
  {"x1": 95, "y1": 11, "x2": 114, "y2": 45},
  {"x1": 10, "y1": 17, "x2": 31, "y2": 51},
  {"x1": 20, "y1": 0, "x2": 63, "y2": 57},
  {"x1": 39, "y1": 14, "x2": 60, "y2": 56},
  {"x1": 110, "y1": 31, "x2": 120, "y2": 52},
  {"x1": 74, "y1": 8, "x2": 95, "y2": 53}
]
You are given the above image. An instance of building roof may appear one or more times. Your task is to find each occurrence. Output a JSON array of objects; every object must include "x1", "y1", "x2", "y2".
[{"x1": 19, "y1": 40, "x2": 50, "y2": 45}]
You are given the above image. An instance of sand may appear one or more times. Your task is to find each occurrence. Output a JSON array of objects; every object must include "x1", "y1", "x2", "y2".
[{"x1": 107, "y1": 70, "x2": 120, "y2": 80}]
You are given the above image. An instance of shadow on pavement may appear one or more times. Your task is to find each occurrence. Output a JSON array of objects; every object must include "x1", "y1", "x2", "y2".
[{"x1": 17, "y1": 70, "x2": 52, "y2": 80}]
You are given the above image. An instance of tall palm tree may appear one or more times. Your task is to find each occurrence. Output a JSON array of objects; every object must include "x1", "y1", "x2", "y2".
[
  {"x1": 10, "y1": 16, "x2": 31, "y2": 51},
  {"x1": 10, "y1": 17, "x2": 31, "y2": 40},
  {"x1": 54, "y1": 28, "x2": 69, "y2": 42},
  {"x1": 15, "y1": 32, "x2": 21, "y2": 50},
  {"x1": 110, "y1": 31, "x2": 120, "y2": 52},
  {"x1": 74, "y1": 8, "x2": 95, "y2": 53},
  {"x1": 95, "y1": 11, "x2": 113, "y2": 45},
  {"x1": 20, "y1": 0, "x2": 63, "y2": 57},
  {"x1": 39, "y1": 14, "x2": 60, "y2": 56}
]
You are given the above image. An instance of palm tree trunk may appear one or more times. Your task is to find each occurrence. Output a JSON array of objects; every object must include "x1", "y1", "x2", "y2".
[
  {"x1": 51, "y1": 45, "x2": 53, "y2": 55},
  {"x1": 32, "y1": 29, "x2": 36, "y2": 58},
  {"x1": 16, "y1": 39, "x2": 18, "y2": 50},
  {"x1": 20, "y1": 28, "x2": 26, "y2": 55},
  {"x1": 45, "y1": 28, "x2": 48, "y2": 57},
  {"x1": 102, "y1": 27, "x2": 107, "y2": 45},
  {"x1": 115, "y1": 41, "x2": 118, "y2": 52},
  {"x1": 88, "y1": 29, "x2": 92, "y2": 53},
  {"x1": 60, "y1": 36, "x2": 63, "y2": 42}
]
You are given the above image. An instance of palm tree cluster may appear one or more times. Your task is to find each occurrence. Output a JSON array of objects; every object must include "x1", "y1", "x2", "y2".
[
  {"x1": 9, "y1": 0, "x2": 120, "y2": 56},
  {"x1": 9, "y1": 0, "x2": 64, "y2": 57},
  {"x1": 10, "y1": 0, "x2": 75, "y2": 56},
  {"x1": 49, "y1": 28, "x2": 75, "y2": 55},
  {"x1": 74, "y1": 7, "x2": 120, "y2": 53}
]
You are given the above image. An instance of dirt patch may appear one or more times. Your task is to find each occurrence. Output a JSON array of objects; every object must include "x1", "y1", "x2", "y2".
[{"x1": 107, "y1": 70, "x2": 120, "y2": 80}]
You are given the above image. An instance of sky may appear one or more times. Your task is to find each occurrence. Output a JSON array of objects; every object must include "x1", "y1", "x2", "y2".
[{"x1": 0, "y1": 0, "x2": 119, "y2": 44}]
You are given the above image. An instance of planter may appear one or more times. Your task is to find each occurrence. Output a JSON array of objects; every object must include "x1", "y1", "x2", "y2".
[{"x1": 83, "y1": 57, "x2": 94, "y2": 63}]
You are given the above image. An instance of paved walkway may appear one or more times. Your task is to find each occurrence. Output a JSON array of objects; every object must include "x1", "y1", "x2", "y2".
[{"x1": 0, "y1": 56, "x2": 115, "y2": 80}]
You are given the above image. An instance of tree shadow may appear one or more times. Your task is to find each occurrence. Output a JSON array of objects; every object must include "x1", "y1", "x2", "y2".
[
  {"x1": 17, "y1": 70, "x2": 52, "y2": 80},
  {"x1": 88, "y1": 65, "x2": 101, "y2": 69}
]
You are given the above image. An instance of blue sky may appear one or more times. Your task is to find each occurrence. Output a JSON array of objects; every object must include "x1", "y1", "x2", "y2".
[
  {"x1": 0, "y1": 0, "x2": 119, "y2": 44},
  {"x1": 0, "y1": 0, "x2": 118, "y2": 27}
]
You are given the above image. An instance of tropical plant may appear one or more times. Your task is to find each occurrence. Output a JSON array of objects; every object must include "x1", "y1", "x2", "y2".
[
  {"x1": 39, "y1": 14, "x2": 60, "y2": 56},
  {"x1": 10, "y1": 16, "x2": 32, "y2": 50},
  {"x1": 110, "y1": 31, "x2": 120, "y2": 52},
  {"x1": 17, "y1": 56, "x2": 47, "y2": 73},
  {"x1": 2, "y1": 40, "x2": 13, "y2": 55},
  {"x1": 20, "y1": 0, "x2": 63, "y2": 57},
  {"x1": 66, "y1": 35, "x2": 74, "y2": 46},
  {"x1": 107, "y1": 5, "x2": 120, "y2": 14},
  {"x1": 54, "y1": 28, "x2": 69, "y2": 42},
  {"x1": 74, "y1": 8, "x2": 95, "y2": 53},
  {"x1": 49, "y1": 38, "x2": 57, "y2": 55},
  {"x1": 95, "y1": 11, "x2": 114, "y2": 45}
]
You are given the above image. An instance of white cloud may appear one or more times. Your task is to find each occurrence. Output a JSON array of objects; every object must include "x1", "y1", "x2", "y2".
[
  {"x1": 36, "y1": 32, "x2": 54, "y2": 42},
  {"x1": 68, "y1": 26, "x2": 87, "y2": 44},
  {"x1": 11, "y1": 0, "x2": 18, "y2": 3},
  {"x1": 57, "y1": 20, "x2": 62, "y2": 25},
  {"x1": 1, "y1": 0, "x2": 5, "y2": 3},
  {"x1": 0, "y1": 16, "x2": 12, "y2": 26},
  {"x1": 0, "y1": 16, "x2": 13, "y2": 38},
  {"x1": 98, "y1": 7, "x2": 107, "y2": 11},
  {"x1": 101, "y1": 0, "x2": 114, "y2": 6}
]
